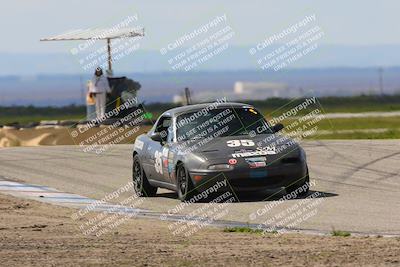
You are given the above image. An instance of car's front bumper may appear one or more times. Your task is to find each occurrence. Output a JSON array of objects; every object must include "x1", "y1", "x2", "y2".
[{"x1": 189, "y1": 161, "x2": 308, "y2": 193}]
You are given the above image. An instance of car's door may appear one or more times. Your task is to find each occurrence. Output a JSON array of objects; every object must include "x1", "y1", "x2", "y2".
[
  {"x1": 145, "y1": 115, "x2": 172, "y2": 183},
  {"x1": 160, "y1": 125, "x2": 176, "y2": 183}
]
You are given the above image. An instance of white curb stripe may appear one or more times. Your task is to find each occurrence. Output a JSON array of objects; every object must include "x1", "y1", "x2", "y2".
[{"x1": 0, "y1": 178, "x2": 398, "y2": 237}]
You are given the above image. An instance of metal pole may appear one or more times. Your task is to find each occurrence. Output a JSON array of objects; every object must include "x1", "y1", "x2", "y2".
[
  {"x1": 107, "y1": 38, "x2": 112, "y2": 74},
  {"x1": 184, "y1": 87, "x2": 192, "y2": 105}
]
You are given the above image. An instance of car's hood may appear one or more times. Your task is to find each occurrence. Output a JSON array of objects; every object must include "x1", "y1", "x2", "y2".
[{"x1": 183, "y1": 134, "x2": 300, "y2": 160}]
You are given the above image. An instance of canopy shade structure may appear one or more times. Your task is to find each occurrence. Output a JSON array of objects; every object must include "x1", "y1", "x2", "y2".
[{"x1": 40, "y1": 27, "x2": 145, "y2": 73}]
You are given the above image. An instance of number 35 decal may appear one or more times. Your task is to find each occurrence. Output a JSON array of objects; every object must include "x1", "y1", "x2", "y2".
[{"x1": 227, "y1": 139, "x2": 255, "y2": 147}]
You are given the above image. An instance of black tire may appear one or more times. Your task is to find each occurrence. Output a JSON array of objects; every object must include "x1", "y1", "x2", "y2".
[
  {"x1": 132, "y1": 154, "x2": 157, "y2": 197},
  {"x1": 286, "y1": 167, "x2": 310, "y2": 197},
  {"x1": 176, "y1": 164, "x2": 195, "y2": 201}
]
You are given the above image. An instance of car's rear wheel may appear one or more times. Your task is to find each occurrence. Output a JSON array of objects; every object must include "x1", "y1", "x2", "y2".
[
  {"x1": 286, "y1": 167, "x2": 310, "y2": 197},
  {"x1": 176, "y1": 164, "x2": 195, "y2": 201},
  {"x1": 132, "y1": 154, "x2": 157, "y2": 197}
]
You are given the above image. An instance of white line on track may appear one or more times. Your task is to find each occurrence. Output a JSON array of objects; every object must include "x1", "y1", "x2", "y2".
[{"x1": 1, "y1": 177, "x2": 398, "y2": 238}]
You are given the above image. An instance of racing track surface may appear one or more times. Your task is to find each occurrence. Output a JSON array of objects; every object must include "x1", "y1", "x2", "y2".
[{"x1": 0, "y1": 140, "x2": 399, "y2": 235}]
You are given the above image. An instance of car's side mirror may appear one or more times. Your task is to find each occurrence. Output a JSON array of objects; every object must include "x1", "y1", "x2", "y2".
[
  {"x1": 150, "y1": 132, "x2": 163, "y2": 142},
  {"x1": 273, "y1": 123, "x2": 284, "y2": 133}
]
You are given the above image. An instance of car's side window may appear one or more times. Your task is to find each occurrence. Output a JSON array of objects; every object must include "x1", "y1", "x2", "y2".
[{"x1": 154, "y1": 116, "x2": 171, "y2": 143}]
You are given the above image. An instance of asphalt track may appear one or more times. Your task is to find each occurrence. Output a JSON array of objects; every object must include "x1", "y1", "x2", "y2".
[{"x1": 0, "y1": 140, "x2": 399, "y2": 235}]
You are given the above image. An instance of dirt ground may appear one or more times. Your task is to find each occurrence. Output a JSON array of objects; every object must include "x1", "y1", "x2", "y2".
[
  {"x1": 0, "y1": 193, "x2": 399, "y2": 267},
  {"x1": 0, "y1": 126, "x2": 151, "y2": 147}
]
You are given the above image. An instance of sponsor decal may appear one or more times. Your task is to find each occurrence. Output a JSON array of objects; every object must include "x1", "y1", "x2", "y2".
[
  {"x1": 248, "y1": 161, "x2": 266, "y2": 168},
  {"x1": 163, "y1": 158, "x2": 169, "y2": 168},
  {"x1": 228, "y1": 158, "x2": 237, "y2": 165},
  {"x1": 227, "y1": 139, "x2": 255, "y2": 147},
  {"x1": 134, "y1": 140, "x2": 144, "y2": 150},
  {"x1": 245, "y1": 157, "x2": 267, "y2": 168},
  {"x1": 167, "y1": 152, "x2": 174, "y2": 174},
  {"x1": 162, "y1": 147, "x2": 169, "y2": 157},
  {"x1": 154, "y1": 151, "x2": 163, "y2": 174},
  {"x1": 247, "y1": 156, "x2": 266, "y2": 162},
  {"x1": 161, "y1": 147, "x2": 170, "y2": 168},
  {"x1": 168, "y1": 162, "x2": 174, "y2": 174},
  {"x1": 232, "y1": 146, "x2": 276, "y2": 158}
]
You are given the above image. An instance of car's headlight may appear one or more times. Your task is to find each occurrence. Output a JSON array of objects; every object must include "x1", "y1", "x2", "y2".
[{"x1": 208, "y1": 164, "x2": 233, "y2": 170}]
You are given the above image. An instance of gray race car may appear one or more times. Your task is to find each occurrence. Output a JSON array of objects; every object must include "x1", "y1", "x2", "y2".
[{"x1": 132, "y1": 102, "x2": 310, "y2": 201}]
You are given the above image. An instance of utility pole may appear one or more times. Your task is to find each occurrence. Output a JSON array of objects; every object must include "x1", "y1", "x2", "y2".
[
  {"x1": 184, "y1": 87, "x2": 192, "y2": 105},
  {"x1": 107, "y1": 38, "x2": 112, "y2": 75}
]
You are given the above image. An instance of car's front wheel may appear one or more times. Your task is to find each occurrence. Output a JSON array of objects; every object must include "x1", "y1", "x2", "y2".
[
  {"x1": 132, "y1": 154, "x2": 157, "y2": 197},
  {"x1": 176, "y1": 164, "x2": 195, "y2": 201}
]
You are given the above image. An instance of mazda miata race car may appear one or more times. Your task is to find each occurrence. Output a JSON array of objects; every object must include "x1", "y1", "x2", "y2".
[{"x1": 132, "y1": 102, "x2": 310, "y2": 201}]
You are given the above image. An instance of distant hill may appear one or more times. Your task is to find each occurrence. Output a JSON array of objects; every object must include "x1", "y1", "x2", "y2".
[
  {"x1": 3, "y1": 44, "x2": 400, "y2": 75},
  {"x1": 2, "y1": 44, "x2": 400, "y2": 106},
  {"x1": 1, "y1": 67, "x2": 400, "y2": 106}
]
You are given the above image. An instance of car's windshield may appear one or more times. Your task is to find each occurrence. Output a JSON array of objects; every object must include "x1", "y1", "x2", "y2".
[{"x1": 176, "y1": 107, "x2": 273, "y2": 141}]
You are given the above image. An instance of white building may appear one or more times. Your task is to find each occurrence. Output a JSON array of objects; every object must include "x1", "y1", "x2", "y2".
[
  {"x1": 233, "y1": 81, "x2": 289, "y2": 99},
  {"x1": 173, "y1": 81, "x2": 297, "y2": 103}
]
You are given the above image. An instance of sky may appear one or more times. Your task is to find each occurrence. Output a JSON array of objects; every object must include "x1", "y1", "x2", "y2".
[
  {"x1": 1, "y1": 0, "x2": 400, "y2": 54},
  {"x1": 1, "y1": 1, "x2": 400, "y2": 104}
]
